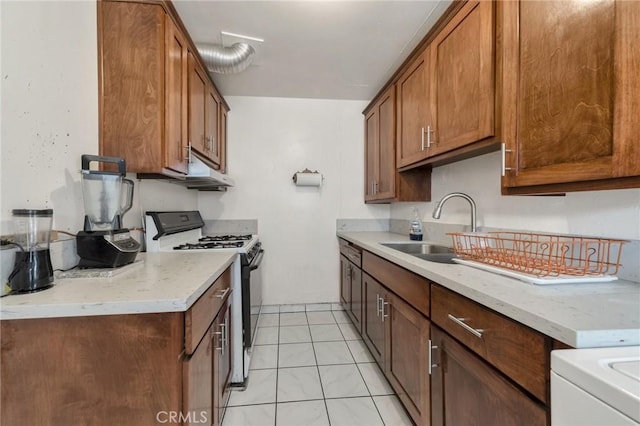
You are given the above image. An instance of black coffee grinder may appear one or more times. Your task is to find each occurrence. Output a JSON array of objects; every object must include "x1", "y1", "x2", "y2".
[
  {"x1": 76, "y1": 155, "x2": 140, "y2": 268},
  {"x1": 7, "y1": 209, "x2": 55, "y2": 293}
]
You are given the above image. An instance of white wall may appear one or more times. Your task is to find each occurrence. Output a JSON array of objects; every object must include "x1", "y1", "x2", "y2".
[
  {"x1": 392, "y1": 151, "x2": 640, "y2": 241},
  {"x1": 198, "y1": 96, "x2": 389, "y2": 305},
  {"x1": 0, "y1": 1, "x2": 197, "y2": 236}
]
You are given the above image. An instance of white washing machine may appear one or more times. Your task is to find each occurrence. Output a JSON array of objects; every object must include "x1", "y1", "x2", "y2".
[{"x1": 551, "y1": 346, "x2": 640, "y2": 426}]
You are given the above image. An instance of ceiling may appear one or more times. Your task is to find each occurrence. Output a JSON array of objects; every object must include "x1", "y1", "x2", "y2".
[{"x1": 173, "y1": 0, "x2": 452, "y2": 101}]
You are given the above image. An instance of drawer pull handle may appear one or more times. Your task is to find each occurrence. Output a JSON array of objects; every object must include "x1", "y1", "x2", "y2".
[
  {"x1": 376, "y1": 294, "x2": 381, "y2": 317},
  {"x1": 216, "y1": 288, "x2": 231, "y2": 299},
  {"x1": 428, "y1": 339, "x2": 439, "y2": 376},
  {"x1": 381, "y1": 300, "x2": 389, "y2": 322},
  {"x1": 448, "y1": 314, "x2": 483, "y2": 338}
]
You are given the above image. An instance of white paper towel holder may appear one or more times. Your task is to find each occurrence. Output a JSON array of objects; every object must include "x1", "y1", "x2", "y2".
[{"x1": 292, "y1": 168, "x2": 324, "y2": 187}]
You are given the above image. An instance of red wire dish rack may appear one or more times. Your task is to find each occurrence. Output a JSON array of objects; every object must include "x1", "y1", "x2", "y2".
[{"x1": 449, "y1": 232, "x2": 626, "y2": 278}]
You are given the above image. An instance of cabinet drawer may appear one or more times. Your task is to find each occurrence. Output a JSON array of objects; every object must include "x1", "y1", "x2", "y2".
[
  {"x1": 339, "y1": 239, "x2": 362, "y2": 267},
  {"x1": 185, "y1": 267, "x2": 231, "y2": 355},
  {"x1": 363, "y1": 251, "x2": 429, "y2": 317},
  {"x1": 431, "y1": 285, "x2": 549, "y2": 403}
]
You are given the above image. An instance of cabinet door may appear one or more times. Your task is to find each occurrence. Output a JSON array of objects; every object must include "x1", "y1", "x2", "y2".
[
  {"x1": 205, "y1": 86, "x2": 221, "y2": 166},
  {"x1": 100, "y1": 2, "x2": 165, "y2": 173},
  {"x1": 430, "y1": 0, "x2": 494, "y2": 155},
  {"x1": 364, "y1": 108, "x2": 378, "y2": 201},
  {"x1": 385, "y1": 294, "x2": 430, "y2": 425},
  {"x1": 375, "y1": 86, "x2": 396, "y2": 199},
  {"x1": 502, "y1": 0, "x2": 640, "y2": 191},
  {"x1": 362, "y1": 273, "x2": 385, "y2": 366},
  {"x1": 213, "y1": 299, "x2": 232, "y2": 426},
  {"x1": 339, "y1": 255, "x2": 351, "y2": 307},
  {"x1": 350, "y1": 265, "x2": 363, "y2": 333},
  {"x1": 183, "y1": 324, "x2": 214, "y2": 426},
  {"x1": 219, "y1": 104, "x2": 228, "y2": 173},
  {"x1": 165, "y1": 16, "x2": 188, "y2": 174},
  {"x1": 430, "y1": 326, "x2": 547, "y2": 426},
  {"x1": 188, "y1": 52, "x2": 208, "y2": 156},
  {"x1": 396, "y1": 48, "x2": 432, "y2": 168}
]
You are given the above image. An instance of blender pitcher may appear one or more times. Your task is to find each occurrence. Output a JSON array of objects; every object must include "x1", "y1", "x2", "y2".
[
  {"x1": 81, "y1": 155, "x2": 134, "y2": 231},
  {"x1": 8, "y1": 209, "x2": 54, "y2": 293}
]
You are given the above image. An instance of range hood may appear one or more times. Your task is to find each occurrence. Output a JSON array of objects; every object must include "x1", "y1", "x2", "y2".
[
  {"x1": 181, "y1": 152, "x2": 234, "y2": 190},
  {"x1": 139, "y1": 150, "x2": 234, "y2": 191}
]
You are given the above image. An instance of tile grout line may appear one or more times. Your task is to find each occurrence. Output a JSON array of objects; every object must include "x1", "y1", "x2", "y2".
[
  {"x1": 274, "y1": 313, "x2": 280, "y2": 426},
  {"x1": 307, "y1": 311, "x2": 333, "y2": 426},
  {"x1": 340, "y1": 319, "x2": 389, "y2": 425}
]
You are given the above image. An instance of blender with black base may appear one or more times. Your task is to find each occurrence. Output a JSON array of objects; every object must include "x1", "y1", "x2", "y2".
[
  {"x1": 7, "y1": 209, "x2": 55, "y2": 293},
  {"x1": 76, "y1": 155, "x2": 140, "y2": 268}
]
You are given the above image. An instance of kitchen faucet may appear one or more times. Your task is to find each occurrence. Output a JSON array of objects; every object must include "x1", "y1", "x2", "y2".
[{"x1": 432, "y1": 192, "x2": 477, "y2": 232}]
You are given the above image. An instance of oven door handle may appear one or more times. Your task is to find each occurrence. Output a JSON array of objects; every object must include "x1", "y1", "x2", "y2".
[{"x1": 249, "y1": 249, "x2": 265, "y2": 271}]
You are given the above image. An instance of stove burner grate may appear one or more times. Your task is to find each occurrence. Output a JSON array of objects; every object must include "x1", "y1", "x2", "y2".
[
  {"x1": 173, "y1": 241, "x2": 246, "y2": 250},
  {"x1": 199, "y1": 235, "x2": 252, "y2": 242}
]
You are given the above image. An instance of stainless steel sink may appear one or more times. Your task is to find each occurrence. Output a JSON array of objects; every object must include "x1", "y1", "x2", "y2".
[{"x1": 380, "y1": 242, "x2": 457, "y2": 264}]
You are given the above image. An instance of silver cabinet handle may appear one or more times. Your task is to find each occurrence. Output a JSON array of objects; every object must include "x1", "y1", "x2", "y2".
[
  {"x1": 501, "y1": 142, "x2": 513, "y2": 177},
  {"x1": 222, "y1": 321, "x2": 227, "y2": 351},
  {"x1": 428, "y1": 339, "x2": 439, "y2": 375},
  {"x1": 216, "y1": 287, "x2": 230, "y2": 299},
  {"x1": 215, "y1": 321, "x2": 227, "y2": 356},
  {"x1": 376, "y1": 294, "x2": 381, "y2": 317},
  {"x1": 421, "y1": 127, "x2": 426, "y2": 151},
  {"x1": 427, "y1": 125, "x2": 434, "y2": 148},
  {"x1": 214, "y1": 329, "x2": 223, "y2": 352},
  {"x1": 447, "y1": 314, "x2": 484, "y2": 338},
  {"x1": 185, "y1": 141, "x2": 193, "y2": 163},
  {"x1": 381, "y1": 299, "x2": 389, "y2": 322}
]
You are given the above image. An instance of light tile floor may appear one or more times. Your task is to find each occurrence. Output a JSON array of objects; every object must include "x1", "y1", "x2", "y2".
[{"x1": 222, "y1": 310, "x2": 414, "y2": 426}]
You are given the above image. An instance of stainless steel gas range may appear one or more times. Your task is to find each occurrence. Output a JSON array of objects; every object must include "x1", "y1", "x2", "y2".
[{"x1": 145, "y1": 211, "x2": 263, "y2": 387}]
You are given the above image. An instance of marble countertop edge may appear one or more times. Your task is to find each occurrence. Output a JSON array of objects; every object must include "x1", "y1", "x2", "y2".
[
  {"x1": 0, "y1": 252, "x2": 237, "y2": 320},
  {"x1": 337, "y1": 231, "x2": 640, "y2": 349}
]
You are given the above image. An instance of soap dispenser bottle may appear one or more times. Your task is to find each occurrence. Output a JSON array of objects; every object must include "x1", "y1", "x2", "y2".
[{"x1": 409, "y1": 208, "x2": 423, "y2": 241}]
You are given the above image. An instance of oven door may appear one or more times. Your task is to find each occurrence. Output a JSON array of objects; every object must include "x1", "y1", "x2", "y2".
[{"x1": 242, "y1": 245, "x2": 264, "y2": 349}]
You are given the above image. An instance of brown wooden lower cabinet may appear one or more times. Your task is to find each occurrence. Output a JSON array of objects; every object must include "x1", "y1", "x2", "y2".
[
  {"x1": 213, "y1": 299, "x2": 232, "y2": 426},
  {"x1": 386, "y1": 293, "x2": 430, "y2": 425},
  {"x1": 362, "y1": 272, "x2": 386, "y2": 366},
  {"x1": 1, "y1": 268, "x2": 232, "y2": 426},
  {"x1": 430, "y1": 326, "x2": 547, "y2": 426},
  {"x1": 343, "y1": 246, "x2": 554, "y2": 426},
  {"x1": 362, "y1": 271, "x2": 431, "y2": 425},
  {"x1": 339, "y1": 240, "x2": 363, "y2": 333}
]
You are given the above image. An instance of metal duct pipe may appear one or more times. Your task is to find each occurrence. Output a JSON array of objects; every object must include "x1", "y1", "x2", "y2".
[{"x1": 197, "y1": 42, "x2": 255, "y2": 74}]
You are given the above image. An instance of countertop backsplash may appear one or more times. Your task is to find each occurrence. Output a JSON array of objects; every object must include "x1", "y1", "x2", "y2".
[
  {"x1": 336, "y1": 219, "x2": 390, "y2": 233},
  {"x1": 202, "y1": 219, "x2": 258, "y2": 235}
]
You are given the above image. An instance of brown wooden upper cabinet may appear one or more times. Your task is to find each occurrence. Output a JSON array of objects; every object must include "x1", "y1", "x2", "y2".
[
  {"x1": 365, "y1": 85, "x2": 397, "y2": 202},
  {"x1": 189, "y1": 50, "x2": 223, "y2": 169},
  {"x1": 99, "y1": 1, "x2": 189, "y2": 174},
  {"x1": 396, "y1": 0, "x2": 496, "y2": 169},
  {"x1": 206, "y1": 86, "x2": 222, "y2": 167},
  {"x1": 219, "y1": 104, "x2": 228, "y2": 173},
  {"x1": 364, "y1": 84, "x2": 431, "y2": 204},
  {"x1": 501, "y1": 0, "x2": 640, "y2": 194},
  {"x1": 99, "y1": 0, "x2": 228, "y2": 176},
  {"x1": 396, "y1": 48, "x2": 432, "y2": 168},
  {"x1": 429, "y1": 0, "x2": 495, "y2": 156},
  {"x1": 188, "y1": 51, "x2": 208, "y2": 161}
]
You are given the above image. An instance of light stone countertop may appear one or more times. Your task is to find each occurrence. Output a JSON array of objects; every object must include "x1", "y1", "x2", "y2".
[
  {"x1": 0, "y1": 251, "x2": 236, "y2": 320},
  {"x1": 338, "y1": 231, "x2": 640, "y2": 349}
]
